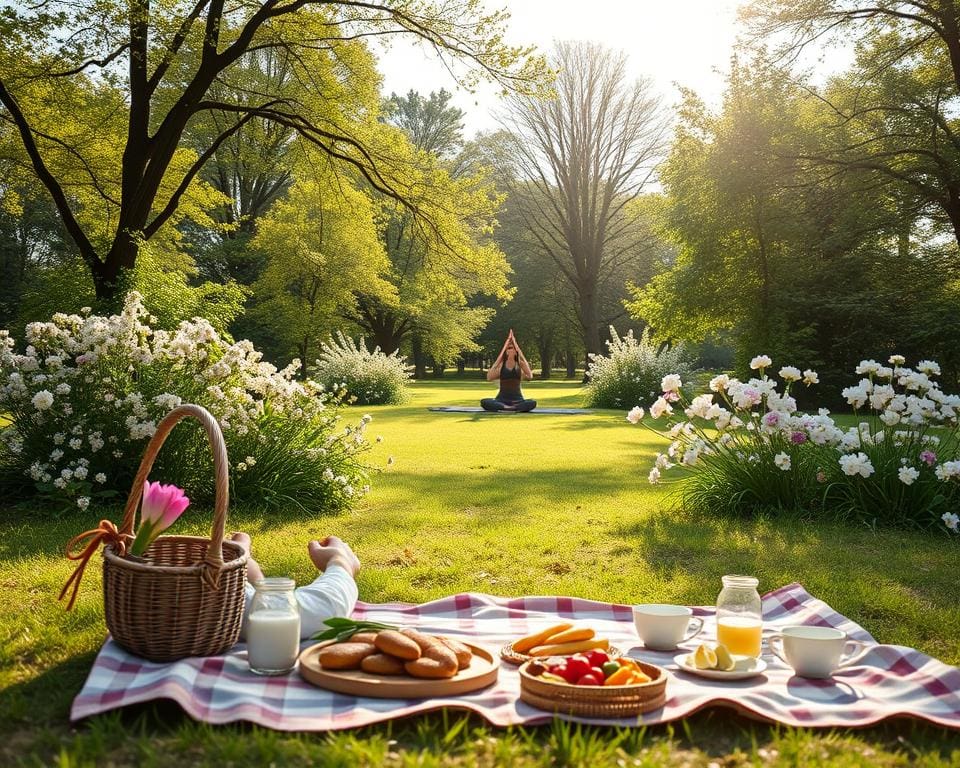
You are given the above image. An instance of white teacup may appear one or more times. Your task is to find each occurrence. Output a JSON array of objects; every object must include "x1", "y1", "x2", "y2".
[
  {"x1": 633, "y1": 604, "x2": 704, "y2": 651},
  {"x1": 768, "y1": 626, "x2": 867, "y2": 679}
]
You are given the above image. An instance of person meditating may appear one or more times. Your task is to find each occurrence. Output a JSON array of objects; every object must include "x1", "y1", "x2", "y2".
[{"x1": 481, "y1": 330, "x2": 537, "y2": 412}]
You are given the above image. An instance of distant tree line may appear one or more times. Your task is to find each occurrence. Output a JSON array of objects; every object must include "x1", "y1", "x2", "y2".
[{"x1": 2, "y1": 1, "x2": 959, "y2": 389}]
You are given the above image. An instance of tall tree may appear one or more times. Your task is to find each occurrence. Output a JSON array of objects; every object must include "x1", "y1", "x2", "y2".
[
  {"x1": 248, "y1": 161, "x2": 391, "y2": 376},
  {"x1": 745, "y1": 0, "x2": 960, "y2": 247},
  {"x1": 384, "y1": 89, "x2": 465, "y2": 159},
  {"x1": 350, "y1": 91, "x2": 508, "y2": 376},
  {"x1": 501, "y1": 41, "x2": 668, "y2": 361},
  {"x1": 0, "y1": 1, "x2": 540, "y2": 302},
  {"x1": 629, "y1": 56, "x2": 960, "y2": 389}
]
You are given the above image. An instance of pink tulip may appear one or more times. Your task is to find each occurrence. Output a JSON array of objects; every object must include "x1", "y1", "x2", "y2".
[{"x1": 130, "y1": 480, "x2": 190, "y2": 556}]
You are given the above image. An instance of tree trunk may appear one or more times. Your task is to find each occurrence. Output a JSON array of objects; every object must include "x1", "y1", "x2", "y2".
[
  {"x1": 945, "y1": 192, "x2": 960, "y2": 251},
  {"x1": 92, "y1": 233, "x2": 140, "y2": 306},
  {"x1": 297, "y1": 339, "x2": 309, "y2": 380},
  {"x1": 411, "y1": 335, "x2": 427, "y2": 379},
  {"x1": 579, "y1": 283, "x2": 602, "y2": 359},
  {"x1": 432, "y1": 362, "x2": 445, "y2": 377},
  {"x1": 457, "y1": 358, "x2": 466, "y2": 375},
  {"x1": 538, "y1": 337, "x2": 553, "y2": 379},
  {"x1": 565, "y1": 348, "x2": 577, "y2": 378}
]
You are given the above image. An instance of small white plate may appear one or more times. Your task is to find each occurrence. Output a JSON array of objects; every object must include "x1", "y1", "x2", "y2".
[{"x1": 674, "y1": 652, "x2": 767, "y2": 680}]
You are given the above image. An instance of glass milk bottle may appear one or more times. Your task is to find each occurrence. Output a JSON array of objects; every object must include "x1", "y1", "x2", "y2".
[
  {"x1": 247, "y1": 578, "x2": 301, "y2": 675},
  {"x1": 716, "y1": 575, "x2": 763, "y2": 657}
]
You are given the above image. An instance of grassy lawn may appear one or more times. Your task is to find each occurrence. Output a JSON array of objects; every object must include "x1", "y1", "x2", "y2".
[{"x1": 1, "y1": 378, "x2": 959, "y2": 766}]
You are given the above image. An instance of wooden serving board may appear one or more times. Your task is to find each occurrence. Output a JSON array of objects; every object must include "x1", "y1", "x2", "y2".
[{"x1": 298, "y1": 642, "x2": 498, "y2": 699}]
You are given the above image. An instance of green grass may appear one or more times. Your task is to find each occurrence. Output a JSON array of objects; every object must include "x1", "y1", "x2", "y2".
[{"x1": 2, "y1": 379, "x2": 959, "y2": 766}]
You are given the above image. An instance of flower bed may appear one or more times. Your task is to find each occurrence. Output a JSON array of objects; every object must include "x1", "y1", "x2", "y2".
[
  {"x1": 629, "y1": 355, "x2": 960, "y2": 533},
  {"x1": 0, "y1": 293, "x2": 371, "y2": 513}
]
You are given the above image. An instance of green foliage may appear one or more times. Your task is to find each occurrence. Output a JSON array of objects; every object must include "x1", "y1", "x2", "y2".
[
  {"x1": 248, "y1": 166, "x2": 392, "y2": 370},
  {"x1": 314, "y1": 332, "x2": 412, "y2": 405},
  {"x1": 630, "y1": 57, "x2": 960, "y2": 393},
  {"x1": 585, "y1": 327, "x2": 690, "y2": 409},
  {"x1": 0, "y1": 294, "x2": 371, "y2": 513},
  {"x1": 351, "y1": 115, "x2": 511, "y2": 367},
  {"x1": 13, "y1": 247, "x2": 247, "y2": 336}
]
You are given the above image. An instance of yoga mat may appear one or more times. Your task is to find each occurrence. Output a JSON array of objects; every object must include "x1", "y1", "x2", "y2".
[{"x1": 427, "y1": 406, "x2": 594, "y2": 414}]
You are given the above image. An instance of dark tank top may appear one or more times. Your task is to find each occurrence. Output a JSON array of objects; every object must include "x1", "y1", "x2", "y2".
[{"x1": 497, "y1": 364, "x2": 523, "y2": 403}]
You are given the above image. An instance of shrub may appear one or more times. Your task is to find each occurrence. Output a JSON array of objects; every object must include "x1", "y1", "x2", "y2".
[
  {"x1": 629, "y1": 355, "x2": 960, "y2": 534},
  {"x1": 314, "y1": 332, "x2": 412, "y2": 405},
  {"x1": 0, "y1": 293, "x2": 372, "y2": 514},
  {"x1": 586, "y1": 327, "x2": 690, "y2": 409}
]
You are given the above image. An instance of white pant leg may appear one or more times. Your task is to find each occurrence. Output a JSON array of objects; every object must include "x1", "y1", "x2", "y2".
[{"x1": 241, "y1": 565, "x2": 359, "y2": 640}]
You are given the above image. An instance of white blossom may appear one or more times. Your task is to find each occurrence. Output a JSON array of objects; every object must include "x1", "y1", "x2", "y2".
[
  {"x1": 649, "y1": 397, "x2": 673, "y2": 419},
  {"x1": 839, "y1": 452, "x2": 874, "y2": 478},
  {"x1": 774, "y1": 452, "x2": 791, "y2": 471},
  {"x1": 750, "y1": 355, "x2": 772, "y2": 370},
  {"x1": 661, "y1": 373, "x2": 683, "y2": 393},
  {"x1": 626, "y1": 406, "x2": 645, "y2": 424},
  {"x1": 898, "y1": 467, "x2": 919, "y2": 485},
  {"x1": 31, "y1": 390, "x2": 54, "y2": 410}
]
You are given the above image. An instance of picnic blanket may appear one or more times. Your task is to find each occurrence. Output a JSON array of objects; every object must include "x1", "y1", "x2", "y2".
[
  {"x1": 71, "y1": 583, "x2": 960, "y2": 731},
  {"x1": 428, "y1": 406, "x2": 594, "y2": 414}
]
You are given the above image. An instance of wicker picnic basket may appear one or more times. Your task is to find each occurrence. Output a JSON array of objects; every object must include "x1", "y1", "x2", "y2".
[
  {"x1": 518, "y1": 660, "x2": 667, "y2": 718},
  {"x1": 102, "y1": 404, "x2": 248, "y2": 662}
]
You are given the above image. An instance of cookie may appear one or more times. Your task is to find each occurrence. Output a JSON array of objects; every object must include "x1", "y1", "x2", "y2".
[
  {"x1": 401, "y1": 629, "x2": 458, "y2": 679},
  {"x1": 374, "y1": 629, "x2": 422, "y2": 661},
  {"x1": 317, "y1": 642, "x2": 376, "y2": 670},
  {"x1": 361, "y1": 653, "x2": 407, "y2": 676},
  {"x1": 437, "y1": 636, "x2": 472, "y2": 669}
]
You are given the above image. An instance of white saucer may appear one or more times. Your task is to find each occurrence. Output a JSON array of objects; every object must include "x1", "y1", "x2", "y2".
[{"x1": 674, "y1": 652, "x2": 767, "y2": 680}]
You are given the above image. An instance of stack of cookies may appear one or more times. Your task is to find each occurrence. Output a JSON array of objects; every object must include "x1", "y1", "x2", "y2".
[{"x1": 318, "y1": 628, "x2": 473, "y2": 679}]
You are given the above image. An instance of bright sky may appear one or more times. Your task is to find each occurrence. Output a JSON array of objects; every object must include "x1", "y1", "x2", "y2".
[{"x1": 377, "y1": 0, "x2": 745, "y2": 136}]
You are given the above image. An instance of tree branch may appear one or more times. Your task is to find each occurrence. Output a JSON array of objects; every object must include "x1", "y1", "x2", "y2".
[{"x1": 0, "y1": 79, "x2": 100, "y2": 265}]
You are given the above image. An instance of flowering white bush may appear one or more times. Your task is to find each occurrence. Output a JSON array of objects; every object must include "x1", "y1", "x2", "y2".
[
  {"x1": 314, "y1": 332, "x2": 412, "y2": 405},
  {"x1": 0, "y1": 293, "x2": 371, "y2": 513},
  {"x1": 586, "y1": 327, "x2": 690, "y2": 409},
  {"x1": 629, "y1": 355, "x2": 960, "y2": 534}
]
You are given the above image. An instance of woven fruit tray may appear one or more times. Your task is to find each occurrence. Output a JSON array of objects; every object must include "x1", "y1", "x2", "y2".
[{"x1": 518, "y1": 660, "x2": 667, "y2": 718}]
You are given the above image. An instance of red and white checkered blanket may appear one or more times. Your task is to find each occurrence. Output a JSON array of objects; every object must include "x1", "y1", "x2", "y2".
[{"x1": 71, "y1": 583, "x2": 960, "y2": 730}]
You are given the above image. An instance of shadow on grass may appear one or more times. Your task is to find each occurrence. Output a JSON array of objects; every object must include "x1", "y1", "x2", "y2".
[
  {"x1": 247, "y1": 465, "x2": 663, "y2": 534},
  {"x1": 0, "y1": 651, "x2": 96, "y2": 726},
  {"x1": 9, "y1": 694, "x2": 960, "y2": 765},
  {"x1": 611, "y1": 510, "x2": 960, "y2": 652}
]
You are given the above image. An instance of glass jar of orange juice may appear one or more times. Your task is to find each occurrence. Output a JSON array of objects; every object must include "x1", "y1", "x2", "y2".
[{"x1": 716, "y1": 575, "x2": 762, "y2": 657}]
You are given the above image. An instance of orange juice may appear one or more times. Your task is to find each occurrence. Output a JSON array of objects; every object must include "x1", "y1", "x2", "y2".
[{"x1": 717, "y1": 616, "x2": 763, "y2": 657}]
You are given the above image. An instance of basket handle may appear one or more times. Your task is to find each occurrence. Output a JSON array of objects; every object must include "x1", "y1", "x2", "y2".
[{"x1": 120, "y1": 404, "x2": 230, "y2": 583}]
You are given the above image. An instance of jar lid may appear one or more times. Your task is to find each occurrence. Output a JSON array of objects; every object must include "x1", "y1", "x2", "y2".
[
  {"x1": 254, "y1": 577, "x2": 296, "y2": 591},
  {"x1": 721, "y1": 574, "x2": 759, "y2": 588}
]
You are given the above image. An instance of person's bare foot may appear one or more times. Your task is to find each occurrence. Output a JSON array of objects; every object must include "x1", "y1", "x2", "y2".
[
  {"x1": 230, "y1": 532, "x2": 265, "y2": 583},
  {"x1": 308, "y1": 536, "x2": 360, "y2": 578}
]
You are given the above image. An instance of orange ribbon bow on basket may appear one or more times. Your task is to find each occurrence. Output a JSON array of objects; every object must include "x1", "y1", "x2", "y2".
[{"x1": 58, "y1": 520, "x2": 127, "y2": 611}]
